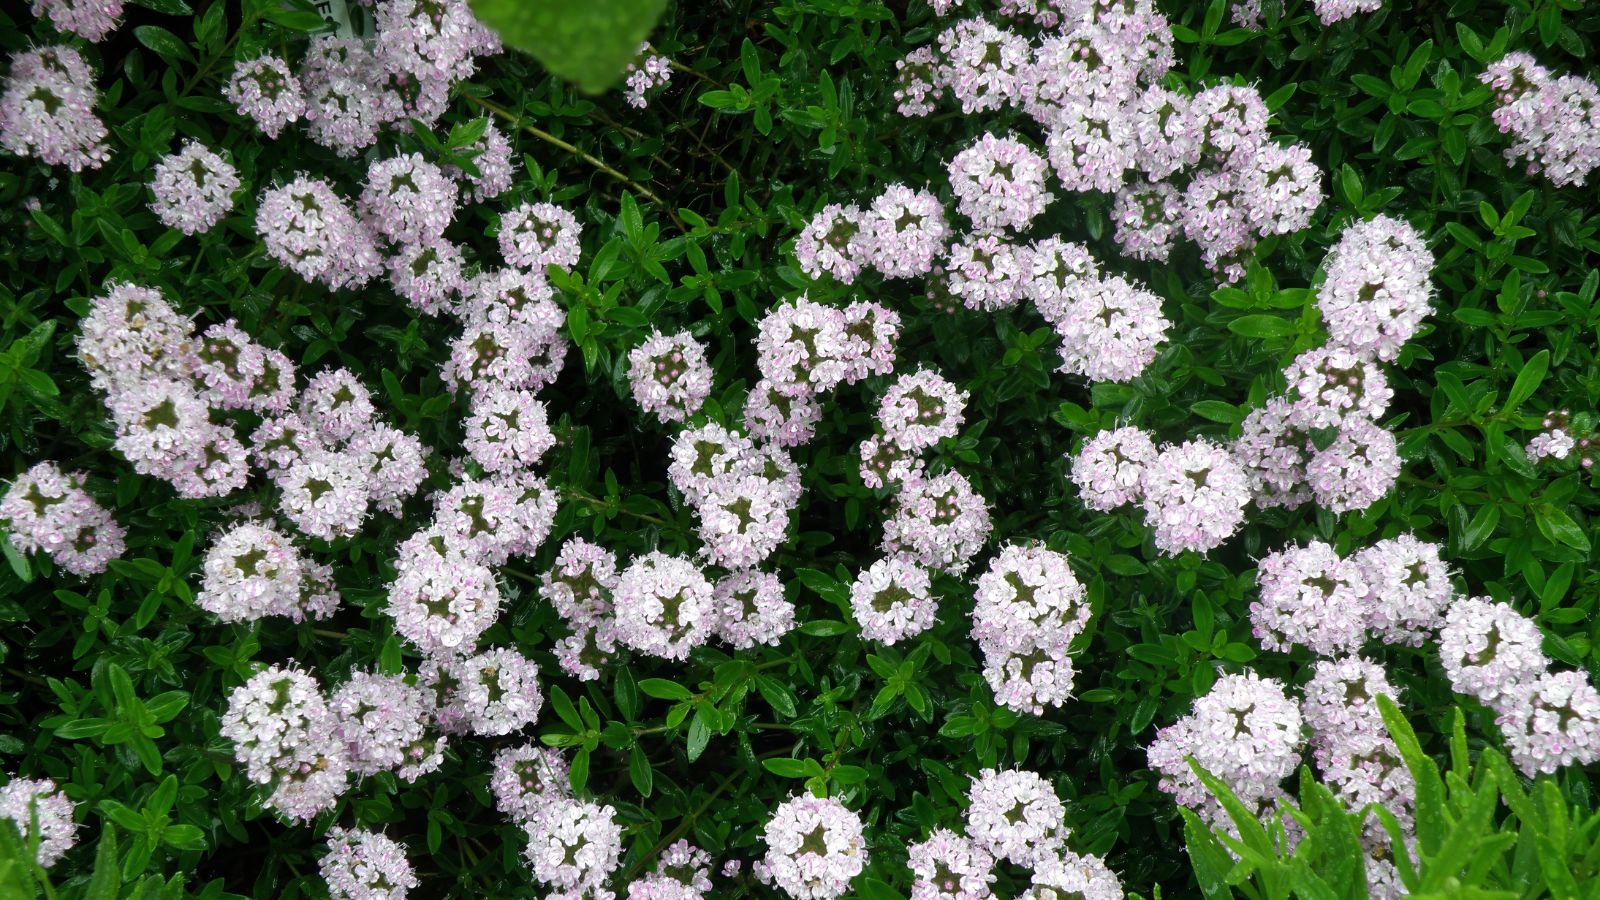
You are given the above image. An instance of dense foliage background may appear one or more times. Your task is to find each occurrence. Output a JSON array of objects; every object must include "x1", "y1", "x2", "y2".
[{"x1": 3, "y1": 0, "x2": 1600, "y2": 896}]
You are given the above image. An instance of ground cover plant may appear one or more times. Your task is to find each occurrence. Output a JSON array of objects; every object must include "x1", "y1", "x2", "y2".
[{"x1": 2, "y1": 0, "x2": 1600, "y2": 897}]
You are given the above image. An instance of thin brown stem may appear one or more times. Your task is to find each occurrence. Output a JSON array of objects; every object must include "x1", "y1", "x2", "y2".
[{"x1": 468, "y1": 95, "x2": 687, "y2": 232}]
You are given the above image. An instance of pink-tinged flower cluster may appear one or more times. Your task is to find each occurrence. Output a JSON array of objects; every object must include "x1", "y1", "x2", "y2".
[
  {"x1": 1317, "y1": 215, "x2": 1434, "y2": 361},
  {"x1": 877, "y1": 369, "x2": 968, "y2": 451},
  {"x1": 491, "y1": 744, "x2": 571, "y2": 826},
  {"x1": 220, "y1": 665, "x2": 351, "y2": 821},
  {"x1": 629, "y1": 330, "x2": 715, "y2": 424},
  {"x1": 865, "y1": 185, "x2": 949, "y2": 278},
  {"x1": 849, "y1": 556, "x2": 937, "y2": 644},
  {"x1": 450, "y1": 119, "x2": 515, "y2": 203},
  {"x1": 1251, "y1": 541, "x2": 1371, "y2": 657},
  {"x1": 1, "y1": 461, "x2": 125, "y2": 576},
  {"x1": 1137, "y1": 438, "x2": 1250, "y2": 555},
  {"x1": 443, "y1": 270, "x2": 569, "y2": 394},
  {"x1": 361, "y1": 153, "x2": 460, "y2": 246},
  {"x1": 796, "y1": 203, "x2": 870, "y2": 284},
  {"x1": 908, "y1": 828, "x2": 995, "y2": 900},
  {"x1": 198, "y1": 522, "x2": 340, "y2": 623},
  {"x1": 0, "y1": 44, "x2": 111, "y2": 171},
  {"x1": 1525, "y1": 410, "x2": 1597, "y2": 469},
  {"x1": 1353, "y1": 534, "x2": 1454, "y2": 646},
  {"x1": 321, "y1": 827, "x2": 419, "y2": 900},
  {"x1": 431, "y1": 473, "x2": 557, "y2": 566},
  {"x1": 224, "y1": 54, "x2": 305, "y2": 139},
  {"x1": 949, "y1": 133, "x2": 1052, "y2": 231},
  {"x1": 1024, "y1": 852, "x2": 1125, "y2": 900},
  {"x1": 756, "y1": 296, "x2": 857, "y2": 395},
  {"x1": 1231, "y1": 398, "x2": 1311, "y2": 511},
  {"x1": 624, "y1": 43, "x2": 674, "y2": 109},
  {"x1": 500, "y1": 201, "x2": 582, "y2": 272},
  {"x1": 1301, "y1": 656, "x2": 1403, "y2": 776},
  {"x1": 299, "y1": 37, "x2": 406, "y2": 156},
  {"x1": 464, "y1": 387, "x2": 555, "y2": 474},
  {"x1": 944, "y1": 233, "x2": 1027, "y2": 312},
  {"x1": 149, "y1": 141, "x2": 240, "y2": 235},
  {"x1": 1070, "y1": 426, "x2": 1157, "y2": 512},
  {"x1": 971, "y1": 545, "x2": 1090, "y2": 715},
  {"x1": 883, "y1": 471, "x2": 992, "y2": 575},
  {"x1": 1438, "y1": 594, "x2": 1600, "y2": 776},
  {"x1": 628, "y1": 840, "x2": 713, "y2": 900},
  {"x1": 695, "y1": 472, "x2": 795, "y2": 569},
  {"x1": 538, "y1": 537, "x2": 621, "y2": 679},
  {"x1": 744, "y1": 379, "x2": 823, "y2": 449},
  {"x1": 1311, "y1": 0, "x2": 1383, "y2": 24},
  {"x1": 32, "y1": 0, "x2": 123, "y2": 41},
  {"x1": 451, "y1": 646, "x2": 544, "y2": 736},
  {"x1": 714, "y1": 569, "x2": 796, "y2": 649},
  {"x1": 965, "y1": 768, "x2": 1067, "y2": 867},
  {"x1": 889, "y1": 6, "x2": 1321, "y2": 283},
  {"x1": 760, "y1": 794, "x2": 868, "y2": 900},
  {"x1": 1147, "y1": 671, "x2": 1303, "y2": 811},
  {"x1": 1480, "y1": 53, "x2": 1600, "y2": 187},
  {"x1": 1052, "y1": 274, "x2": 1170, "y2": 382},
  {"x1": 1283, "y1": 346, "x2": 1394, "y2": 430},
  {"x1": 613, "y1": 551, "x2": 716, "y2": 661},
  {"x1": 257, "y1": 176, "x2": 383, "y2": 290},
  {"x1": 1438, "y1": 597, "x2": 1548, "y2": 706},
  {"x1": 331, "y1": 672, "x2": 442, "y2": 782},
  {"x1": 1496, "y1": 671, "x2": 1600, "y2": 776},
  {"x1": 0, "y1": 777, "x2": 77, "y2": 868},
  {"x1": 523, "y1": 799, "x2": 624, "y2": 894},
  {"x1": 386, "y1": 529, "x2": 504, "y2": 657}
]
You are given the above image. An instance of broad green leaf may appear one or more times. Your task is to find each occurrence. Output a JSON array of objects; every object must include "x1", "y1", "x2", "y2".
[{"x1": 470, "y1": 0, "x2": 668, "y2": 93}]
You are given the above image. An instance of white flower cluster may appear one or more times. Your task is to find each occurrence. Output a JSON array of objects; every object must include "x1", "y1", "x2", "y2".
[{"x1": 971, "y1": 545, "x2": 1092, "y2": 715}]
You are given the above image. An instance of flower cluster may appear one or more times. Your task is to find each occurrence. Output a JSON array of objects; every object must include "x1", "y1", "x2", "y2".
[
  {"x1": 1436, "y1": 596, "x2": 1600, "y2": 775},
  {"x1": 849, "y1": 556, "x2": 937, "y2": 644},
  {"x1": 624, "y1": 43, "x2": 674, "y2": 109},
  {"x1": 0, "y1": 44, "x2": 111, "y2": 171},
  {"x1": 198, "y1": 521, "x2": 340, "y2": 623},
  {"x1": 892, "y1": 7, "x2": 1322, "y2": 283},
  {"x1": 331, "y1": 672, "x2": 444, "y2": 781},
  {"x1": 1137, "y1": 437, "x2": 1250, "y2": 556},
  {"x1": 971, "y1": 545, "x2": 1091, "y2": 715},
  {"x1": 629, "y1": 840, "x2": 713, "y2": 900},
  {"x1": 758, "y1": 795, "x2": 868, "y2": 899},
  {"x1": 1481, "y1": 53, "x2": 1600, "y2": 187},
  {"x1": 1525, "y1": 409, "x2": 1596, "y2": 468},
  {"x1": 629, "y1": 330, "x2": 715, "y2": 424},
  {"x1": 1147, "y1": 672, "x2": 1303, "y2": 827},
  {"x1": 1251, "y1": 536, "x2": 1455, "y2": 657},
  {"x1": 149, "y1": 141, "x2": 241, "y2": 235},
  {"x1": 883, "y1": 471, "x2": 993, "y2": 575},
  {"x1": 0, "y1": 777, "x2": 78, "y2": 868},
  {"x1": 490, "y1": 744, "x2": 571, "y2": 826},
  {"x1": 523, "y1": 799, "x2": 624, "y2": 895},
  {"x1": 320, "y1": 828, "x2": 419, "y2": 900},
  {"x1": 1299, "y1": 657, "x2": 1413, "y2": 892},
  {"x1": 32, "y1": 0, "x2": 123, "y2": 41},
  {"x1": 226, "y1": 3, "x2": 497, "y2": 155},
  {"x1": 0, "y1": 461, "x2": 125, "y2": 576},
  {"x1": 1316, "y1": 215, "x2": 1434, "y2": 362},
  {"x1": 900, "y1": 765, "x2": 1120, "y2": 900},
  {"x1": 220, "y1": 665, "x2": 353, "y2": 821}
]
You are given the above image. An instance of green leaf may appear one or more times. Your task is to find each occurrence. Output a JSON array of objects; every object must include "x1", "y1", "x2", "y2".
[
  {"x1": 637, "y1": 678, "x2": 694, "y2": 701},
  {"x1": 469, "y1": 0, "x2": 668, "y2": 93},
  {"x1": 1535, "y1": 505, "x2": 1589, "y2": 552},
  {"x1": 1227, "y1": 315, "x2": 1297, "y2": 339},
  {"x1": 134, "y1": 26, "x2": 193, "y2": 63},
  {"x1": 629, "y1": 744, "x2": 653, "y2": 797},
  {"x1": 761, "y1": 758, "x2": 813, "y2": 778},
  {"x1": 799, "y1": 619, "x2": 853, "y2": 637},
  {"x1": 1505, "y1": 349, "x2": 1548, "y2": 411},
  {"x1": 84, "y1": 824, "x2": 120, "y2": 900}
]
